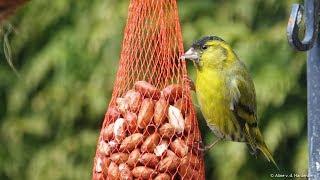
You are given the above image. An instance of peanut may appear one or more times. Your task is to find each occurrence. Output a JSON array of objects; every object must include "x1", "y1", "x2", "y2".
[
  {"x1": 170, "y1": 138, "x2": 189, "y2": 157},
  {"x1": 141, "y1": 133, "x2": 160, "y2": 153},
  {"x1": 168, "y1": 105, "x2": 185, "y2": 133},
  {"x1": 102, "y1": 123, "x2": 114, "y2": 142},
  {"x1": 132, "y1": 166, "x2": 156, "y2": 179},
  {"x1": 116, "y1": 97, "x2": 129, "y2": 114},
  {"x1": 119, "y1": 133, "x2": 144, "y2": 152},
  {"x1": 102, "y1": 157, "x2": 111, "y2": 177},
  {"x1": 134, "y1": 81, "x2": 160, "y2": 99},
  {"x1": 139, "y1": 153, "x2": 159, "y2": 168},
  {"x1": 114, "y1": 118, "x2": 127, "y2": 143},
  {"x1": 108, "y1": 140, "x2": 119, "y2": 150},
  {"x1": 124, "y1": 112, "x2": 138, "y2": 133},
  {"x1": 98, "y1": 141, "x2": 112, "y2": 157},
  {"x1": 110, "y1": 152, "x2": 129, "y2": 165},
  {"x1": 159, "y1": 123, "x2": 175, "y2": 138},
  {"x1": 119, "y1": 163, "x2": 133, "y2": 180},
  {"x1": 181, "y1": 153, "x2": 201, "y2": 170},
  {"x1": 137, "y1": 98, "x2": 155, "y2": 129},
  {"x1": 158, "y1": 154, "x2": 180, "y2": 173},
  {"x1": 154, "y1": 173, "x2": 171, "y2": 180},
  {"x1": 154, "y1": 98, "x2": 169, "y2": 125},
  {"x1": 165, "y1": 150, "x2": 177, "y2": 157},
  {"x1": 127, "y1": 149, "x2": 141, "y2": 167},
  {"x1": 95, "y1": 157, "x2": 103, "y2": 173},
  {"x1": 162, "y1": 84, "x2": 183, "y2": 103},
  {"x1": 124, "y1": 90, "x2": 142, "y2": 112},
  {"x1": 105, "y1": 107, "x2": 121, "y2": 122},
  {"x1": 154, "y1": 140, "x2": 169, "y2": 157},
  {"x1": 107, "y1": 161, "x2": 120, "y2": 180},
  {"x1": 184, "y1": 113, "x2": 194, "y2": 133}
]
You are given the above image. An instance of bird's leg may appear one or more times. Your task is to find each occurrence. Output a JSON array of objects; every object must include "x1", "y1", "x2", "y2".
[
  {"x1": 205, "y1": 139, "x2": 221, "y2": 151},
  {"x1": 183, "y1": 75, "x2": 196, "y2": 92},
  {"x1": 198, "y1": 138, "x2": 221, "y2": 152}
]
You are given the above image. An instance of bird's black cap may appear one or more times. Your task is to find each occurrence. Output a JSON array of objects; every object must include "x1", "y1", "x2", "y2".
[{"x1": 192, "y1": 35, "x2": 225, "y2": 49}]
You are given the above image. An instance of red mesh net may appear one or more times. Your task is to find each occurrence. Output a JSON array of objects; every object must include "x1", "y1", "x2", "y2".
[
  {"x1": 0, "y1": 0, "x2": 28, "y2": 21},
  {"x1": 92, "y1": 0, "x2": 205, "y2": 179}
]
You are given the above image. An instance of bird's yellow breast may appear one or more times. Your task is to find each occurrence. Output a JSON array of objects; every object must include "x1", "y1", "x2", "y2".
[{"x1": 196, "y1": 68, "x2": 239, "y2": 139}]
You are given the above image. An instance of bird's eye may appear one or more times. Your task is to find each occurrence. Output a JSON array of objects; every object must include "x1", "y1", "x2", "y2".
[{"x1": 201, "y1": 45, "x2": 208, "y2": 50}]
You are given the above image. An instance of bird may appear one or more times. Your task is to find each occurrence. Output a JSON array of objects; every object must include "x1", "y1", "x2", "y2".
[{"x1": 181, "y1": 35, "x2": 278, "y2": 169}]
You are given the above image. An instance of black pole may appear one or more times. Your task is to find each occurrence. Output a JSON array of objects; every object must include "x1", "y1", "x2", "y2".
[
  {"x1": 307, "y1": 33, "x2": 320, "y2": 179},
  {"x1": 287, "y1": 0, "x2": 320, "y2": 179}
]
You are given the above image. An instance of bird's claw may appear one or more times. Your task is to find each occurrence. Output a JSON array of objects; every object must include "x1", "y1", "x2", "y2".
[
  {"x1": 183, "y1": 75, "x2": 196, "y2": 91},
  {"x1": 189, "y1": 140, "x2": 205, "y2": 154},
  {"x1": 197, "y1": 139, "x2": 221, "y2": 153}
]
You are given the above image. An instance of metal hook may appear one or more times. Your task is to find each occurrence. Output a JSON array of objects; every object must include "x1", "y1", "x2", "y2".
[{"x1": 287, "y1": 0, "x2": 320, "y2": 51}]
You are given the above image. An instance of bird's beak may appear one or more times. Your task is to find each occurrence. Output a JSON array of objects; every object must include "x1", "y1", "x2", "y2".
[{"x1": 180, "y1": 47, "x2": 199, "y2": 64}]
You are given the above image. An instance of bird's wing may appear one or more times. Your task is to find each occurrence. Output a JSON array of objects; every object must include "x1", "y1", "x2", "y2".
[
  {"x1": 228, "y1": 61, "x2": 259, "y2": 148},
  {"x1": 228, "y1": 63, "x2": 278, "y2": 167},
  {"x1": 229, "y1": 62, "x2": 258, "y2": 126}
]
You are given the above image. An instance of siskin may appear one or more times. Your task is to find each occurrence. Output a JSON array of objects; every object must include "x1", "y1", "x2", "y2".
[{"x1": 181, "y1": 35, "x2": 278, "y2": 169}]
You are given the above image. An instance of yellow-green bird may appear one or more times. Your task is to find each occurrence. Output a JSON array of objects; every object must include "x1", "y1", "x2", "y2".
[{"x1": 181, "y1": 35, "x2": 278, "y2": 168}]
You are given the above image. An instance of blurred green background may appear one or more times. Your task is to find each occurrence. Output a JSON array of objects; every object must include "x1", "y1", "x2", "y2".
[{"x1": 0, "y1": 0, "x2": 307, "y2": 179}]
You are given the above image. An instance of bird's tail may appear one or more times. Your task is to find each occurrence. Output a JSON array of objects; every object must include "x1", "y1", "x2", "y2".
[
  {"x1": 245, "y1": 124, "x2": 279, "y2": 170},
  {"x1": 257, "y1": 141, "x2": 279, "y2": 170}
]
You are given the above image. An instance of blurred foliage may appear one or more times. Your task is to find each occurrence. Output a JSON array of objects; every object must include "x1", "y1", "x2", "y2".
[{"x1": 0, "y1": 0, "x2": 307, "y2": 179}]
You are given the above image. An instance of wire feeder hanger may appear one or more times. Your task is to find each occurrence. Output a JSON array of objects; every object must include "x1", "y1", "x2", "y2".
[{"x1": 287, "y1": 0, "x2": 320, "y2": 179}]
